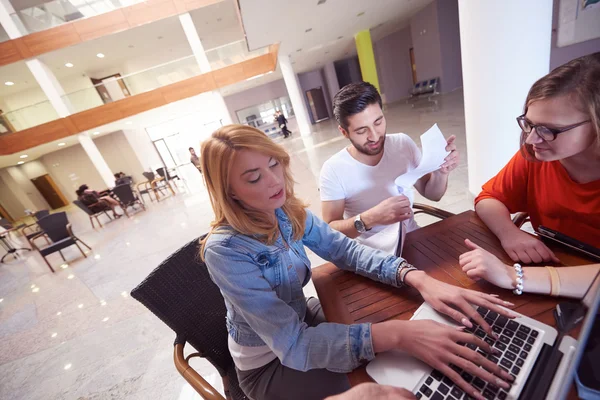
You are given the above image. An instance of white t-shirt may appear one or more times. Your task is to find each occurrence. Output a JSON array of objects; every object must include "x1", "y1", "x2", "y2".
[{"x1": 320, "y1": 133, "x2": 422, "y2": 255}]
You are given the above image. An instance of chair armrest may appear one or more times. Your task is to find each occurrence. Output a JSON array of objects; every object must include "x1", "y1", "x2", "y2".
[
  {"x1": 66, "y1": 223, "x2": 75, "y2": 237},
  {"x1": 136, "y1": 181, "x2": 151, "y2": 191},
  {"x1": 512, "y1": 212, "x2": 530, "y2": 228},
  {"x1": 21, "y1": 223, "x2": 39, "y2": 235},
  {"x1": 30, "y1": 233, "x2": 46, "y2": 250},
  {"x1": 413, "y1": 203, "x2": 455, "y2": 220},
  {"x1": 174, "y1": 343, "x2": 226, "y2": 400}
]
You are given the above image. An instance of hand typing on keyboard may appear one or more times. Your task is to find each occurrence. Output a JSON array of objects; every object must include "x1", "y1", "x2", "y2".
[
  {"x1": 372, "y1": 319, "x2": 515, "y2": 400},
  {"x1": 404, "y1": 271, "x2": 518, "y2": 336}
]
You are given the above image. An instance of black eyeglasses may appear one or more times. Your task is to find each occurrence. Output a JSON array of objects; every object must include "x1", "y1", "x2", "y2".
[{"x1": 517, "y1": 114, "x2": 590, "y2": 142}]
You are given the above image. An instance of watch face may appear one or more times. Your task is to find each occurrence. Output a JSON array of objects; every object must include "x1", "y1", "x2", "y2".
[{"x1": 354, "y1": 218, "x2": 366, "y2": 233}]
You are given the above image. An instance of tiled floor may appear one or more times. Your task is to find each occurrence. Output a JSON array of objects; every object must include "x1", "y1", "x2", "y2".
[{"x1": 0, "y1": 91, "x2": 474, "y2": 400}]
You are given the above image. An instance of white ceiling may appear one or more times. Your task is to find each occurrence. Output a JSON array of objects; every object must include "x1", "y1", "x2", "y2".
[{"x1": 239, "y1": 0, "x2": 432, "y2": 75}]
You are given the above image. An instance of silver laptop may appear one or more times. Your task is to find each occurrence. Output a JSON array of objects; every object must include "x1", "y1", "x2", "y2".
[{"x1": 366, "y1": 272, "x2": 600, "y2": 400}]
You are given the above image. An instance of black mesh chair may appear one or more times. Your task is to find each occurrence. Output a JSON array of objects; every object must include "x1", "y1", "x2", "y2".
[
  {"x1": 34, "y1": 210, "x2": 50, "y2": 221},
  {"x1": 0, "y1": 218, "x2": 12, "y2": 229},
  {"x1": 73, "y1": 200, "x2": 113, "y2": 229},
  {"x1": 112, "y1": 184, "x2": 145, "y2": 216},
  {"x1": 131, "y1": 237, "x2": 249, "y2": 400},
  {"x1": 32, "y1": 212, "x2": 91, "y2": 272},
  {"x1": 156, "y1": 167, "x2": 182, "y2": 191}
]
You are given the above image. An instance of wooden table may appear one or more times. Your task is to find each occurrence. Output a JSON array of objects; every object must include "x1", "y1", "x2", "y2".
[{"x1": 312, "y1": 211, "x2": 595, "y2": 393}]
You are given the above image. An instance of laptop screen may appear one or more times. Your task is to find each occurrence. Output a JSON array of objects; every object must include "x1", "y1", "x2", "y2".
[{"x1": 553, "y1": 270, "x2": 600, "y2": 399}]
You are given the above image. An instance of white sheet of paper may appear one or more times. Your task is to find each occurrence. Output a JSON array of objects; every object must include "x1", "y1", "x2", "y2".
[{"x1": 395, "y1": 123, "x2": 450, "y2": 189}]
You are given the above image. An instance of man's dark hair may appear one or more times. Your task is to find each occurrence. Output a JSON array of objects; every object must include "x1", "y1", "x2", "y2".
[
  {"x1": 189, "y1": 147, "x2": 194, "y2": 151},
  {"x1": 333, "y1": 82, "x2": 382, "y2": 130}
]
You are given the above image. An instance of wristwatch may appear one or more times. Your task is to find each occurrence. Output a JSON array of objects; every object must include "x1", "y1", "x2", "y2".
[{"x1": 354, "y1": 214, "x2": 370, "y2": 234}]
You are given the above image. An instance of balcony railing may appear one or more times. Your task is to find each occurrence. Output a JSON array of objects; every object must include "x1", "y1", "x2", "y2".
[
  {"x1": 10, "y1": 0, "x2": 145, "y2": 35},
  {"x1": 0, "y1": 40, "x2": 268, "y2": 133}
]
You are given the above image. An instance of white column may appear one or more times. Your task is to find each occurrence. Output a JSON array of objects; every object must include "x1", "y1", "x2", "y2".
[
  {"x1": 123, "y1": 129, "x2": 163, "y2": 172},
  {"x1": 278, "y1": 54, "x2": 312, "y2": 137},
  {"x1": 179, "y1": 12, "x2": 233, "y2": 125},
  {"x1": 26, "y1": 59, "x2": 74, "y2": 117},
  {"x1": 323, "y1": 62, "x2": 340, "y2": 105},
  {"x1": 0, "y1": 0, "x2": 27, "y2": 38},
  {"x1": 458, "y1": 0, "x2": 552, "y2": 196},
  {"x1": 78, "y1": 133, "x2": 115, "y2": 188}
]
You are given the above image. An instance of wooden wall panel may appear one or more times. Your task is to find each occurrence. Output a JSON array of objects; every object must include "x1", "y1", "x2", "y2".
[
  {"x1": 0, "y1": 0, "x2": 227, "y2": 67},
  {"x1": 72, "y1": 10, "x2": 130, "y2": 42},
  {"x1": 123, "y1": 0, "x2": 178, "y2": 28},
  {"x1": 0, "y1": 41, "x2": 23, "y2": 66},
  {"x1": 21, "y1": 24, "x2": 80, "y2": 55},
  {"x1": 160, "y1": 73, "x2": 217, "y2": 103},
  {"x1": 0, "y1": 47, "x2": 278, "y2": 154}
]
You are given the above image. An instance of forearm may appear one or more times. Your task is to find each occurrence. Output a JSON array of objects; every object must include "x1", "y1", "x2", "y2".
[
  {"x1": 519, "y1": 264, "x2": 600, "y2": 298},
  {"x1": 475, "y1": 198, "x2": 521, "y2": 241},
  {"x1": 329, "y1": 217, "x2": 360, "y2": 239},
  {"x1": 421, "y1": 171, "x2": 449, "y2": 201}
]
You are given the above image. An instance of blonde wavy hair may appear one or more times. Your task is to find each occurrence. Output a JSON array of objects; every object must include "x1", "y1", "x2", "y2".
[{"x1": 200, "y1": 124, "x2": 307, "y2": 257}]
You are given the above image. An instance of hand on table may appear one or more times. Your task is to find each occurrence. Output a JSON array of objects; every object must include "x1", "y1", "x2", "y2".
[
  {"x1": 500, "y1": 229, "x2": 559, "y2": 264},
  {"x1": 405, "y1": 271, "x2": 517, "y2": 336},
  {"x1": 397, "y1": 320, "x2": 514, "y2": 400},
  {"x1": 459, "y1": 239, "x2": 515, "y2": 290},
  {"x1": 325, "y1": 383, "x2": 416, "y2": 400},
  {"x1": 438, "y1": 135, "x2": 460, "y2": 174}
]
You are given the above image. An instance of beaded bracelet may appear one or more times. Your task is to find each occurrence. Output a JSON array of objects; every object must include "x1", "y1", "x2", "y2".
[{"x1": 513, "y1": 263, "x2": 524, "y2": 295}]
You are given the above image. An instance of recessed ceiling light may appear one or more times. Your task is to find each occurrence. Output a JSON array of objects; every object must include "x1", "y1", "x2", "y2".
[
  {"x1": 58, "y1": 142, "x2": 66, "y2": 146},
  {"x1": 20, "y1": 154, "x2": 28, "y2": 158},
  {"x1": 357, "y1": 11, "x2": 365, "y2": 17},
  {"x1": 125, "y1": 121, "x2": 132, "y2": 125},
  {"x1": 305, "y1": 28, "x2": 312, "y2": 33},
  {"x1": 93, "y1": 131, "x2": 100, "y2": 135},
  {"x1": 65, "y1": 63, "x2": 74, "y2": 68},
  {"x1": 17, "y1": 161, "x2": 24, "y2": 165},
  {"x1": 4, "y1": 81, "x2": 14, "y2": 86},
  {"x1": 96, "y1": 53, "x2": 105, "y2": 58}
]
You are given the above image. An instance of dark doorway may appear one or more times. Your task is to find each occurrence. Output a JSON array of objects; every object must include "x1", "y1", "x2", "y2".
[
  {"x1": 409, "y1": 48, "x2": 417, "y2": 85},
  {"x1": 31, "y1": 175, "x2": 69, "y2": 210},
  {"x1": 305, "y1": 87, "x2": 329, "y2": 123}
]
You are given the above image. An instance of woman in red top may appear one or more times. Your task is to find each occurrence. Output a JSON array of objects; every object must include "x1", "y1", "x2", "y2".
[{"x1": 459, "y1": 52, "x2": 600, "y2": 299}]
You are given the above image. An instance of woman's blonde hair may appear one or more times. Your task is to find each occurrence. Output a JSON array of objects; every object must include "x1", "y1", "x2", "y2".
[
  {"x1": 521, "y1": 52, "x2": 600, "y2": 160},
  {"x1": 200, "y1": 124, "x2": 307, "y2": 256}
]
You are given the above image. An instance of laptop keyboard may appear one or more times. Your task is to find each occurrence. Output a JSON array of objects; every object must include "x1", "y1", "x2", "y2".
[{"x1": 415, "y1": 306, "x2": 539, "y2": 400}]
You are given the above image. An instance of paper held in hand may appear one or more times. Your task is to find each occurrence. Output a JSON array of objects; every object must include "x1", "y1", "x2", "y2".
[{"x1": 395, "y1": 123, "x2": 450, "y2": 190}]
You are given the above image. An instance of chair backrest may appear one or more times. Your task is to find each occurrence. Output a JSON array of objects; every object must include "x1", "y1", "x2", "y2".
[
  {"x1": 142, "y1": 171, "x2": 155, "y2": 181},
  {"x1": 156, "y1": 168, "x2": 166, "y2": 178},
  {"x1": 36, "y1": 212, "x2": 70, "y2": 242},
  {"x1": 34, "y1": 210, "x2": 50, "y2": 220},
  {"x1": 0, "y1": 218, "x2": 12, "y2": 229},
  {"x1": 131, "y1": 237, "x2": 234, "y2": 376},
  {"x1": 112, "y1": 184, "x2": 136, "y2": 204},
  {"x1": 73, "y1": 200, "x2": 94, "y2": 216}
]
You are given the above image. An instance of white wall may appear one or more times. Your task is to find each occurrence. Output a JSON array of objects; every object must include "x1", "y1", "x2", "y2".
[
  {"x1": 123, "y1": 129, "x2": 163, "y2": 173},
  {"x1": 0, "y1": 166, "x2": 47, "y2": 212},
  {"x1": 41, "y1": 144, "x2": 105, "y2": 202}
]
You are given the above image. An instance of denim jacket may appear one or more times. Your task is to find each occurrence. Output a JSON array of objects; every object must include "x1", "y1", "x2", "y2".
[{"x1": 203, "y1": 208, "x2": 403, "y2": 373}]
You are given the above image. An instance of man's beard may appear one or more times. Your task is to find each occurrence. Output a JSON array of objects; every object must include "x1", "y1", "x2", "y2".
[{"x1": 349, "y1": 134, "x2": 386, "y2": 156}]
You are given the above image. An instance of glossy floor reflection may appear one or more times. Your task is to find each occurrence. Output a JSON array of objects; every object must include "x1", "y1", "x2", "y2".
[{"x1": 0, "y1": 90, "x2": 473, "y2": 400}]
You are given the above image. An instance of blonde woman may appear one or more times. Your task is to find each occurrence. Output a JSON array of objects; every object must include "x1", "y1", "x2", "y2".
[
  {"x1": 200, "y1": 125, "x2": 515, "y2": 400},
  {"x1": 460, "y1": 53, "x2": 600, "y2": 299}
]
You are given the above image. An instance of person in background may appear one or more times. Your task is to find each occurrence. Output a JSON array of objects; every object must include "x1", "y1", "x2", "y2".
[
  {"x1": 76, "y1": 184, "x2": 122, "y2": 218},
  {"x1": 459, "y1": 52, "x2": 600, "y2": 299},
  {"x1": 200, "y1": 124, "x2": 514, "y2": 400},
  {"x1": 320, "y1": 82, "x2": 459, "y2": 255},
  {"x1": 189, "y1": 147, "x2": 202, "y2": 174},
  {"x1": 277, "y1": 110, "x2": 292, "y2": 138},
  {"x1": 114, "y1": 172, "x2": 132, "y2": 186}
]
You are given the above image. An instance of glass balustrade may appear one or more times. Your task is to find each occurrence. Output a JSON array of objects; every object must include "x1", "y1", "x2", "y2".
[
  {"x1": 0, "y1": 40, "x2": 271, "y2": 134},
  {"x1": 10, "y1": 0, "x2": 144, "y2": 34}
]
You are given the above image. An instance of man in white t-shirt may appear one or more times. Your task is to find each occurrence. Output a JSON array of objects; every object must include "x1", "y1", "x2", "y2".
[{"x1": 320, "y1": 82, "x2": 459, "y2": 255}]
